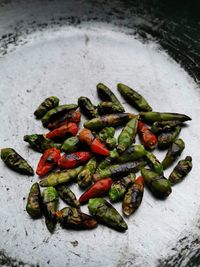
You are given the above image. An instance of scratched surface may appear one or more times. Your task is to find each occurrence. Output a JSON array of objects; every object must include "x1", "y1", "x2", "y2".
[{"x1": 0, "y1": 1, "x2": 200, "y2": 267}]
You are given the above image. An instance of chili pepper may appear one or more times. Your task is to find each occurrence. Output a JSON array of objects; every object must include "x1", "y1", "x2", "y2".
[
  {"x1": 140, "y1": 112, "x2": 191, "y2": 123},
  {"x1": 34, "y1": 96, "x2": 59, "y2": 119},
  {"x1": 41, "y1": 104, "x2": 78, "y2": 127},
  {"x1": 141, "y1": 168, "x2": 172, "y2": 198},
  {"x1": 26, "y1": 183, "x2": 42, "y2": 219},
  {"x1": 117, "y1": 83, "x2": 152, "y2": 112},
  {"x1": 157, "y1": 126, "x2": 181, "y2": 149},
  {"x1": 105, "y1": 137, "x2": 116, "y2": 149},
  {"x1": 24, "y1": 134, "x2": 61, "y2": 153},
  {"x1": 77, "y1": 157, "x2": 97, "y2": 189},
  {"x1": 78, "y1": 96, "x2": 99, "y2": 119},
  {"x1": 47, "y1": 111, "x2": 81, "y2": 130},
  {"x1": 137, "y1": 120, "x2": 157, "y2": 150},
  {"x1": 84, "y1": 113, "x2": 134, "y2": 131},
  {"x1": 109, "y1": 173, "x2": 136, "y2": 202},
  {"x1": 97, "y1": 149, "x2": 119, "y2": 171},
  {"x1": 151, "y1": 121, "x2": 183, "y2": 134},
  {"x1": 162, "y1": 139, "x2": 185, "y2": 170},
  {"x1": 58, "y1": 151, "x2": 92, "y2": 169},
  {"x1": 117, "y1": 115, "x2": 139, "y2": 153},
  {"x1": 45, "y1": 122, "x2": 78, "y2": 141},
  {"x1": 1, "y1": 148, "x2": 34, "y2": 175},
  {"x1": 97, "y1": 102, "x2": 124, "y2": 114},
  {"x1": 55, "y1": 207, "x2": 98, "y2": 230},
  {"x1": 42, "y1": 187, "x2": 58, "y2": 233},
  {"x1": 122, "y1": 176, "x2": 144, "y2": 216},
  {"x1": 117, "y1": 144, "x2": 146, "y2": 163},
  {"x1": 39, "y1": 166, "x2": 83, "y2": 187},
  {"x1": 88, "y1": 198, "x2": 128, "y2": 232},
  {"x1": 168, "y1": 156, "x2": 192, "y2": 185},
  {"x1": 97, "y1": 83, "x2": 124, "y2": 112},
  {"x1": 79, "y1": 178, "x2": 113, "y2": 204},
  {"x1": 36, "y1": 148, "x2": 61, "y2": 177},
  {"x1": 145, "y1": 151, "x2": 163, "y2": 175},
  {"x1": 56, "y1": 184, "x2": 80, "y2": 208},
  {"x1": 61, "y1": 136, "x2": 80, "y2": 153},
  {"x1": 93, "y1": 161, "x2": 146, "y2": 181},
  {"x1": 98, "y1": 127, "x2": 115, "y2": 141},
  {"x1": 79, "y1": 128, "x2": 110, "y2": 156}
]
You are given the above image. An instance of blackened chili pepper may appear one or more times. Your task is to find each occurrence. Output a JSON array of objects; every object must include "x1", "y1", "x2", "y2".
[
  {"x1": 117, "y1": 145, "x2": 146, "y2": 163},
  {"x1": 137, "y1": 120, "x2": 157, "y2": 150},
  {"x1": 78, "y1": 96, "x2": 99, "y2": 119},
  {"x1": 97, "y1": 101, "x2": 124, "y2": 114},
  {"x1": 145, "y1": 151, "x2": 163, "y2": 175},
  {"x1": 47, "y1": 111, "x2": 81, "y2": 130},
  {"x1": 26, "y1": 183, "x2": 42, "y2": 219},
  {"x1": 157, "y1": 126, "x2": 181, "y2": 149},
  {"x1": 56, "y1": 184, "x2": 80, "y2": 208},
  {"x1": 77, "y1": 157, "x2": 97, "y2": 189},
  {"x1": 151, "y1": 120, "x2": 183, "y2": 134},
  {"x1": 58, "y1": 151, "x2": 92, "y2": 169},
  {"x1": 46, "y1": 122, "x2": 78, "y2": 141},
  {"x1": 34, "y1": 96, "x2": 59, "y2": 119},
  {"x1": 61, "y1": 136, "x2": 80, "y2": 153}
]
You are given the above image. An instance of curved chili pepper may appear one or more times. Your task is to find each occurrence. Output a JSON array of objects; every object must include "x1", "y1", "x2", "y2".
[
  {"x1": 46, "y1": 122, "x2": 78, "y2": 141},
  {"x1": 36, "y1": 148, "x2": 61, "y2": 177},
  {"x1": 34, "y1": 96, "x2": 59, "y2": 119},
  {"x1": 79, "y1": 178, "x2": 113, "y2": 204},
  {"x1": 58, "y1": 151, "x2": 92, "y2": 169},
  {"x1": 137, "y1": 120, "x2": 157, "y2": 150},
  {"x1": 47, "y1": 111, "x2": 81, "y2": 130}
]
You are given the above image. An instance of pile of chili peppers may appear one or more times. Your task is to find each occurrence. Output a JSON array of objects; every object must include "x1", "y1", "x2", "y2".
[{"x1": 1, "y1": 84, "x2": 193, "y2": 232}]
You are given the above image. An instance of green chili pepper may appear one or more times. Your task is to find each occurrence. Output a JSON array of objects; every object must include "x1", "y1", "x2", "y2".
[
  {"x1": 84, "y1": 113, "x2": 134, "y2": 131},
  {"x1": 1, "y1": 148, "x2": 34, "y2": 175},
  {"x1": 168, "y1": 156, "x2": 192, "y2": 185},
  {"x1": 117, "y1": 144, "x2": 146, "y2": 163},
  {"x1": 105, "y1": 137, "x2": 117, "y2": 149},
  {"x1": 41, "y1": 104, "x2": 78, "y2": 127},
  {"x1": 24, "y1": 134, "x2": 61, "y2": 153},
  {"x1": 97, "y1": 149, "x2": 119, "y2": 171},
  {"x1": 98, "y1": 127, "x2": 115, "y2": 141},
  {"x1": 34, "y1": 96, "x2": 59, "y2": 119},
  {"x1": 145, "y1": 151, "x2": 163, "y2": 175},
  {"x1": 140, "y1": 112, "x2": 191, "y2": 123},
  {"x1": 117, "y1": 83, "x2": 152, "y2": 112},
  {"x1": 157, "y1": 126, "x2": 181, "y2": 149},
  {"x1": 117, "y1": 115, "x2": 139, "y2": 153},
  {"x1": 61, "y1": 136, "x2": 79, "y2": 153},
  {"x1": 26, "y1": 183, "x2": 42, "y2": 218},
  {"x1": 109, "y1": 173, "x2": 136, "y2": 202},
  {"x1": 141, "y1": 168, "x2": 172, "y2": 198},
  {"x1": 39, "y1": 166, "x2": 83, "y2": 187},
  {"x1": 56, "y1": 184, "x2": 80, "y2": 208},
  {"x1": 97, "y1": 102, "x2": 124, "y2": 114},
  {"x1": 42, "y1": 187, "x2": 59, "y2": 233},
  {"x1": 78, "y1": 96, "x2": 99, "y2": 119},
  {"x1": 162, "y1": 139, "x2": 185, "y2": 170},
  {"x1": 88, "y1": 198, "x2": 128, "y2": 232},
  {"x1": 77, "y1": 157, "x2": 97, "y2": 189},
  {"x1": 151, "y1": 121, "x2": 183, "y2": 134}
]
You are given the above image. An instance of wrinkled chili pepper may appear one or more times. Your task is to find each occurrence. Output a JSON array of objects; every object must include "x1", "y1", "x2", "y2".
[
  {"x1": 56, "y1": 184, "x2": 80, "y2": 208},
  {"x1": 151, "y1": 120, "x2": 183, "y2": 134},
  {"x1": 58, "y1": 151, "x2": 92, "y2": 169},
  {"x1": 157, "y1": 126, "x2": 181, "y2": 149},
  {"x1": 117, "y1": 144, "x2": 146, "y2": 163},
  {"x1": 78, "y1": 96, "x2": 99, "y2": 119},
  {"x1": 26, "y1": 183, "x2": 42, "y2": 219},
  {"x1": 97, "y1": 149, "x2": 119, "y2": 171},
  {"x1": 47, "y1": 111, "x2": 81, "y2": 130},
  {"x1": 34, "y1": 96, "x2": 59, "y2": 119},
  {"x1": 77, "y1": 157, "x2": 97, "y2": 189},
  {"x1": 140, "y1": 112, "x2": 191, "y2": 123},
  {"x1": 79, "y1": 178, "x2": 113, "y2": 204},
  {"x1": 61, "y1": 136, "x2": 80, "y2": 153},
  {"x1": 88, "y1": 198, "x2": 128, "y2": 232},
  {"x1": 97, "y1": 101, "x2": 124, "y2": 114},
  {"x1": 46, "y1": 122, "x2": 78, "y2": 141},
  {"x1": 137, "y1": 120, "x2": 157, "y2": 150},
  {"x1": 1, "y1": 148, "x2": 34, "y2": 175},
  {"x1": 145, "y1": 151, "x2": 163, "y2": 175}
]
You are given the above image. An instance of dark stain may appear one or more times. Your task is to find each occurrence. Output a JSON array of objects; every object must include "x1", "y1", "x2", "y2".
[
  {"x1": 70, "y1": 240, "x2": 79, "y2": 247},
  {"x1": 84, "y1": 34, "x2": 89, "y2": 45},
  {"x1": 69, "y1": 251, "x2": 81, "y2": 257}
]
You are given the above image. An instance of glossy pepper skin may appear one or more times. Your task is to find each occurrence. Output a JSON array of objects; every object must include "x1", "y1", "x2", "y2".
[
  {"x1": 34, "y1": 96, "x2": 59, "y2": 119},
  {"x1": 137, "y1": 121, "x2": 157, "y2": 150},
  {"x1": 151, "y1": 121, "x2": 182, "y2": 134},
  {"x1": 56, "y1": 184, "x2": 80, "y2": 208},
  {"x1": 117, "y1": 83, "x2": 152, "y2": 112},
  {"x1": 97, "y1": 149, "x2": 119, "y2": 171},
  {"x1": 58, "y1": 151, "x2": 92, "y2": 169},
  {"x1": 1, "y1": 148, "x2": 34, "y2": 175},
  {"x1": 41, "y1": 104, "x2": 78, "y2": 127},
  {"x1": 88, "y1": 198, "x2": 128, "y2": 232},
  {"x1": 162, "y1": 139, "x2": 185, "y2": 170},
  {"x1": 157, "y1": 126, "x2": 181, "y2": 149},
  {"x1": 122, "y1": 176, "x2": 144, "y2": 216},
  {"x1": 79, "y1": 178, "x2": 113, "y2": 204},
  {"x1": 77, "y1": 157, "x2": 97, "y2": 189},
  {"x1": 97, "y1": 102, "x2": 124, "y2": 115},
  {"x1": 84, "y1": 113, "x2": 134, "y2": 131},
  {"x1": 46, "y1": 122, "x2": 78, "y2": 141},
  {"x1": 140, "y1": 112, "x2": 191, "y2": 123},
  {"x1": 39, "y1": 166, "x2": 83, "y2": 187},
  {"x1": 26, "y1": 183, "x2": 42, "y2": 218},
  {"x1": 24, "y1": 134, "x2": 61, "y2": 153},
  {"x1": 117, "y1": 144, "x2": 146, "y2": 163},
  {"x1": 117, "y1": 115, "x2": 139, "y2": 153},
  {"x1": 61, "y1": 136, "x2": 80, "y2": 153},
  {"x1": 79, "y1": 129, "x2": 110, "y2": 156},
  {"x1": 145, "y1": 151, "x2": 163, "y2": 175},
  {"x1": 42, "y1": 187, "x2": 58, "y2": 233},
  {"x1": 141, "y1": 168, "x2": 172, "y2": 198},
  {"x1": 109, "y1": 173, "x2": 136, "y2": 202},
  {"x1": 169, "y1": 156, "x2": 192, "y2": 185},
  {"x1": 36, "y1": 148, "x2": 61, "y2": 177},
  {"x1": 78, "y1": 96, "x2": 99, "y2": 119},
  {"x1": 55, "y1": 207, "x2": 98, "y2": 230},
  {"x1": 47, "y1": 111, "x2": 81, "y2": 130}
]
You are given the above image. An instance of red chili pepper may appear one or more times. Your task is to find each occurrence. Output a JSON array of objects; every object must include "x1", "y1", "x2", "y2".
[
  {"x1": 47, "y1": 111, "x2": 81, "y2": 130},
  {"x1": 46, "y1": 122, "x2": 78, "y2": 141},
  {"x1": 58, "y1": 151, "x2": 92, "y2": 169},
  {"x1": 134, "y1": 176, "x2": 144, "y2": 185},
  {"x1": 79, "y1": 178, "x2": 113, "y2": 204},
  {"x1": 36, "y1": 148, "x2": 61, "y2": 177},
  {"x1": 79, "y1": 128, "x2": 110, "y2": 156},
  {"x1": 137, "y1": 121, "x2": 157, "y2": 150}
]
